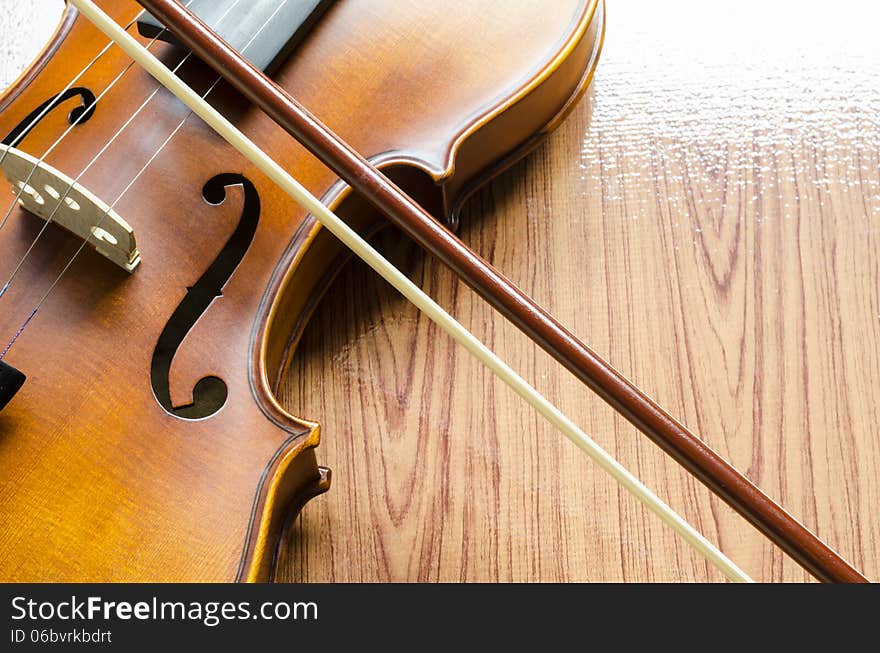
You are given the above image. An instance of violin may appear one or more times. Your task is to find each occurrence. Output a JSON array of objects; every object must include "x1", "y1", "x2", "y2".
[{"x1": 0, "y1": 0, "x2": 868, "y2": 582}]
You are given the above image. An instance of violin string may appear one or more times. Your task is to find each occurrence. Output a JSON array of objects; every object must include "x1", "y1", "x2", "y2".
[
  {"x1": 0, "y1": 0, "x2": 287, "y2": 358},
  {"x1": 0, "y1": 56, "x2": 189, "y2": 295},
  {"x1": 0, "y1": 3, "x2": 198, "y2": 236},
  {"x1": 0, "y1": 46, "x2": 138, "y2": 235},
  {"x1": 0, "y1": 0, "x2": 234, "y2": 299},
  {"x1": 0, "y1": 17, "x2": 137, "y2": 169},
  {"x1": 71, "y1": 0, "x2": 755, "y2": 582},
  {"x1": 26, "y1": 0, "x2": 287, "y2": 311}
]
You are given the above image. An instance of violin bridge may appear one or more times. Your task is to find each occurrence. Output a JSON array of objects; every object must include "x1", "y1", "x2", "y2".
[{"x1": 0, "y1": 145, "x2": 140, "y2": 272}]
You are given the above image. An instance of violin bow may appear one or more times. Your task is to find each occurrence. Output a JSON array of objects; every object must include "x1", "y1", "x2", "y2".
[
  {"x1": 79, "y1": 0, "x2": 866, "y2": 582},
  {"x1": 68, "y1": 0, "x2": 754, "y2": 582}
]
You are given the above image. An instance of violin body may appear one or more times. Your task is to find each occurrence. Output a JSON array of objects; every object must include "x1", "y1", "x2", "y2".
[{"x1": 0, "y1": 1, "x2": 604, "y2": 581}]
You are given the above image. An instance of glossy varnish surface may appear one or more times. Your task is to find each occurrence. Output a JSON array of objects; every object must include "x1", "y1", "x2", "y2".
[
  {"x1": 281, "y1": 0, "x2": 880, "y2": 581},
  {"x1": 0, "y1": 1, "x2": 603, "y2": 580}
]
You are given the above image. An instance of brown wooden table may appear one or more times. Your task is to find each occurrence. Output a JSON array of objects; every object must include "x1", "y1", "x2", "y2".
[{"x1": 5, "y1": 0, "x2": 878, "y2": 582}]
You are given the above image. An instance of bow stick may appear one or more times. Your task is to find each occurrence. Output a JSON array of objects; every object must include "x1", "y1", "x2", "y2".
[
  {"x1": 73, "y1": 0, "x2": 866, "y2": 581},
  {"x1": 131, "y1": 0, "x2": 870, "y2": 583}
]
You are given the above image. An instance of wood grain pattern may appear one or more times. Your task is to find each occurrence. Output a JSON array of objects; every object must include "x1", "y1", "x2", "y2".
[
  {"x1": 278, "y1": 1, "x2": 880, "y2": 582},
  {"x1": 2, "y1": 1, "x2": 877, "y2": 582}
]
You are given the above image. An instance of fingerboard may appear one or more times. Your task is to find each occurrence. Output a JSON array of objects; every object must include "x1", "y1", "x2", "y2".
[{"x1": 137, "y1": 0, "x2": 333, "y2": 73}]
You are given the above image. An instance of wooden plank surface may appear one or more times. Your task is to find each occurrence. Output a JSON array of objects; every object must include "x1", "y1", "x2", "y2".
[
  {"x1": 277, "y1": 1, "x2": 880, "y2": 582},
  {"x1": 3, "y1": 1, "x2": 877, "y2": 582}
]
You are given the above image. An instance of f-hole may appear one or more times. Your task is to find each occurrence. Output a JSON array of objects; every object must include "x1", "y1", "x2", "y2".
[
  {"x1": 151, "y1": 173, "x2": 260, "y2": 420},
  {"x1": 2, "y1": 87, "x2": 97, "y2": 145}
]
